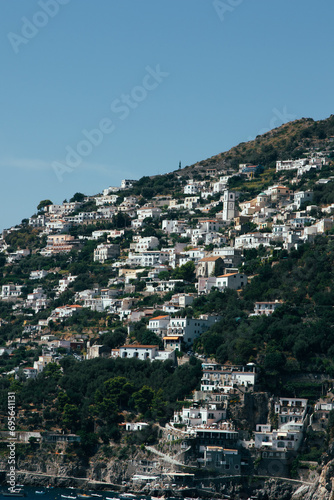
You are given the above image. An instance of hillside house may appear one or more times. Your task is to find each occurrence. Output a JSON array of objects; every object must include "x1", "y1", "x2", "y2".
[
  {"x1": 148, "y1": 315, "x2": 170, "y2": 335},
  {"x1": 253, "y1": 301, "x2": 282, "y2": 316},
  {"x1": 198, "y1": 273, "x2": 247, "y2": 294},
  {"x1": 1, "y1": 284, "x2": 23, "y2": 299},
  {"x1": 44, "y1": 234, "x2": 77, "y2": 254},
  {"x1": 196, "y1": 256, "x2": 225, "y2": 278},
  {"x1": 200, "y1": 446, "x2": 241, "y2": 474},
  {"x1": 173, "y1": 403, "x2": 226, "y2": 427},
  {"x1": 166, "y1": 315, "x2": 221, "y2": 345},
  {"x1": 201, "y1": 363, "x2": 257, "y2": 392},
  {"x1": 50, "y1": 304, "x2": 83, "y2": 320},
  {"x1": 130, "y1": 236, "x2": 159, "y2": 252},
  {"x1": 118, "y1": 344, "x2": 175, "y2": 362},
  {"x1": 294, "y1": 191, "x2": 314, "y2": 209},
  {"x1": 94, "y1": 243, "x2": 120, "y2": 263},
  {"x1": 137, "y1": 206, "x2": 162, "y2": 221},
  {"x1": 163, "y1": 335, "x2": 182, "y2": 351},
  {"x1": 30, "y1": 270, "x2": 49, "y2": 280}
]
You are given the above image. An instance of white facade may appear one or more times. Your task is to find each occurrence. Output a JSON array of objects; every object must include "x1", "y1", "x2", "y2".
[
  {"x1": 222, "y1": 190, "x2": 237, "y2": 221},
  {"x1": 118, "y1": 344, "x2": 175, "y2": 362},
  {"x1": 95, "y1": 195, "x2": 118, "y2": 205},
  {"x1": 294, "y1": 191, "x2": 314, "y2": 209},
  {"x1": 30, "y1": 270, "x2": 49, "y2": 280},
  {"x1": 1, "y1": 284, "x2": 23, "y2": 299},
  {"x1": 166, "y1": 315, "x2": 221, "y2": 345},
  {"x1": 120, "y1": 179, "x2": 136, "y2": 189},
  {"x1": 173, "y1": 404, "x2": 226, "y2": 427},
  {"x1": 137, "y1": 207, "x2": 162, "y2": 221},
  {"x1": 276, "y1": 159, "x2": 308, "y2": 172},
  {"x1": 148, "y1": 315, "x2": 170, "y2": 334},
  {"x1": 94, "y1": 244, "x2": 120, "y2": 263},
  {"x1": 184, "y1": 182, "x2": 200, "y2": 195},
  {"x1": 125, "y1": 422, "x2": 149, "y2": 431},
  {"x1": 198, "y1": 273, "x2": 247, "y2": 294},
  {"x1": 234, "y1": 232, "x2": 272, "y2": 249},
  {"x1": 131, "y1": 236, "x2": 160, "y2": 252},
  {"x1": 201, "y1": 363, "x2": 257, "y2": 392},
  {"x1": 253, "y1": 301, "x2": 282, "y2": 316}
]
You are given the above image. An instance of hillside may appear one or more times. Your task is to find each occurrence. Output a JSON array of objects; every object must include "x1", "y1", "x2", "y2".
[
  {"x1": 0, "y1": 115, "x2": 334, "y2": 495},
  {"x1": 182, "y1": 114, "x2": 334, "y2": 176}
]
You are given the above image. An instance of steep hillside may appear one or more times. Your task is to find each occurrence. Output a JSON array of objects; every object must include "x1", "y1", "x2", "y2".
[{"x1": 181, "y1": 114, "x2": 334, "y2": 176}]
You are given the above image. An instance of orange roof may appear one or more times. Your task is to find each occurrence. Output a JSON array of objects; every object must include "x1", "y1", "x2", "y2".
[
  {"x1": 200, "y1": 256, "x2": 222, "y2": 262},
  {"x1": 217, "y1": 273, "x2": 238, "y2": 277},
  {"x1": 150, "y1": 315, "x2": 169, "y2": 320},
  {"x1": 122, "y1": 344, "x2": 159, "y2": 349}
]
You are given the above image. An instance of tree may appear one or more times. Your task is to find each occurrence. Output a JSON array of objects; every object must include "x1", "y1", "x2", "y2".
[
  {"x1": 37, "y1": 200, "x2": 52, "y2": 211},
  {"x1": 132, "y1": 386, "x2": 155, "y2": 414},
  {"x1": 172, "y1": 261, "x2": 195, "y2": 282},
  {"x1": 70, "y1": 192, "x2": 85, "y2": 202},
  {"x1": 62, "y1": 403, "x2": 80, "y2": 432}
]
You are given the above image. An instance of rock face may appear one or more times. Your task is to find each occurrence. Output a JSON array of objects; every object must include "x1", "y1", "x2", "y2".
[
  {"x1": 302, "y1": 459, "x2": 334, "y2": 500},
  {"x1": 253, "y1": 479, "x2": 296, "y2": 500},
  {"x1": 230, "y1": 392, "x2": 270, "y2": 429}
]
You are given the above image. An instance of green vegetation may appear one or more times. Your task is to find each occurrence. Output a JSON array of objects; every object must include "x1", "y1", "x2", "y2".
[{"x1": 0, "y1": 356, "x2": 202, "y2": 451}]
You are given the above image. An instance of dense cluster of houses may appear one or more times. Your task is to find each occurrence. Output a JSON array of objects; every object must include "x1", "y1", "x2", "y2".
[{"x1": 0, "y1": 152, "x2": 334, "y2": 476}]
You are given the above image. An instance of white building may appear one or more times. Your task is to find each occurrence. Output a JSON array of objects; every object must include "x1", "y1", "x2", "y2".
[
  {"x1": 201, "y1": 363, "x2": 257, "y2": 392},
  {"x1": 56, "y1": 274, "x2": 77, "y2": 295},
  {"x1": 131, "y1": 236, "x2": 160, "y2": 252},
  {"x1": 50, "y1": 304, "x2": 83, "y2": 320},
  {"x1": 166, "y1": 315, "x2": 221, "y2": 345},
  {"x1": 148, "y1": 315, "x2": 170, "y2": 335},
  {"x1": 161, "y1": 219, "x2": 187, "y2": 234},
  {"x1": 213, "y1": 177, "x2": 229, "y2": 194},
  {"x1": 25, "y1": 287, "x2": 49, "y2": 312},
  {"x1": 1, "y1": 284, "x2": 23, "y2": 299},
  {"x1": 95, "y1": 194, "x2": 118, "y2": 205},
  {"x1": 276, "y1": 159, "x2": 308, "y2": 172},
  {"x1": 118, "y1": 344, "x2": 175, "y2": 362},
  {"x1": 137, "y1": 206, "x2": 162, "y2": 221},
  {"x1": 94, "y1": 244, "x2": 120, "y2": 263},
  {"x1": 45, "y1": 219, "x2": 72, "y2": 233},
  {"x1": 29, "y1": 215, "x2": 46, "y2": 227},
  {"x1": 234, "y1": 232, "x2": 272, "y2": 249},
  {"x1": 294, "y1": 191, "x2": 314, "y2": 209},
  {"x1": 125, "y1": 422, "x2": 149, "y2": 431},
  {"x1": 173, "y1": 403, "x2": 226, "y2": 427},
  {"x1": 120, "y1": 179, "x2": 136, "y2": 190},
  {"x1": 198, "y1": 273, "x2": 247, "y2": 294},
  {"x1": 30, "y1": 270, "x2": 49, "y2": 280},
  {"x1": 184, "y1": 181, "x2": 200, "y2": 195},
  {"x1": 253, "y1": 301, "x2": 282, "y2": 316},
  {"x1": 221, "y1": 190, "x2": 238, "y2": 221},
  {"x1": 184, "y1": 196, "x2": 200, "y2": 209}
]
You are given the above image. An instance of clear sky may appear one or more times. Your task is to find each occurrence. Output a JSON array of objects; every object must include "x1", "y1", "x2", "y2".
[{"x1": 0, "y1": 0, "x2": 333, "y2": 231}]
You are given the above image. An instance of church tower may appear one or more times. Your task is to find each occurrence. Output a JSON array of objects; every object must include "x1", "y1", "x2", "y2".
[{"x1": 222, "y1": 189, "x2": 237, "y2": 221}]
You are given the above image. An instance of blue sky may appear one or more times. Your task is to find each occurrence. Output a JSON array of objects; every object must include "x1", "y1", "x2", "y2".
[{"x1": 0, "y1": 0, "x2": 333, "y2": 231}]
